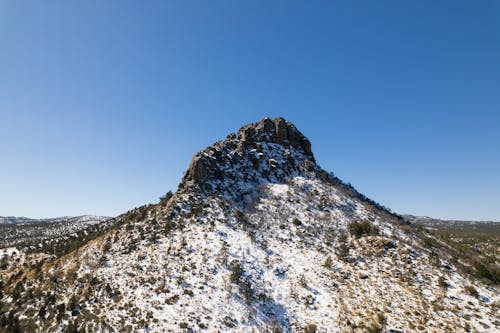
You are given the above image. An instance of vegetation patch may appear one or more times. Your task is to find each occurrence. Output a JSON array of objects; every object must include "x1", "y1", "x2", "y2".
[{"x1": 348, "y1": 220, "x2": 379, "y2": 238}]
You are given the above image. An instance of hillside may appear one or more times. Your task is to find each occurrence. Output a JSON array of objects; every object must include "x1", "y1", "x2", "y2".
[
  {"x1": 0, "y1": 216, "x2": 110, "y2": 249},
  {"x1": 403, "y1": 215, "x2": 499, "y2": 287},
  {"x1": 1, "y1": 118, "x2": 498, "y2": 333}
]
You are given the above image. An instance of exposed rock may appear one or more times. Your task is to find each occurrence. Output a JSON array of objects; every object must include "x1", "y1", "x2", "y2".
[
  {"x1": 235, "y1": 117, "x2": 314, "y2": 159},
  {"x1": 179, "y1": 117, "x2": 318, "y2": 199}
]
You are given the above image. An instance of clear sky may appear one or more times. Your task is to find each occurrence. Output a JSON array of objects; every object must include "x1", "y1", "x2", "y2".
[{"x1": 1, "y1": 1, "x2": 499, "y2": 220}]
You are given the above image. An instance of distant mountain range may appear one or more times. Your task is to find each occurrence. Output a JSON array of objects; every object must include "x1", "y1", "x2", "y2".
[
  {"x1": 0, "y1": 215, "x2": 109, "y2": 225},
  {"x1": 403, "y1": 214, "x2": 500, "y2": 231},
  {"x1": 0, "y1": 215, "x2": 110, "y2": 249}
]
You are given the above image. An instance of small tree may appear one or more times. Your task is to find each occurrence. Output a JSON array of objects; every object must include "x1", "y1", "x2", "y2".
[
  {"x1": 229, "y1": 260, "x2": 243, "y2": 284},
  {"x1": 159, "y1": 191, "x2": 173, "y2": 205},
  {"x1": 336, "y1": 231, "x2": 350, "y2": 262},
  {"x1": 299, "y1": 274, "x2": 308, "y2": 288},
  {"x1": 438, "y1": 276, "x2": 448, "y2": 290},
  {"x1": 235, "y1": 210, "x2": 246, "y2": 224},
  {"x1": 219, "y1": 241, "x2": 229, "y2": 265},
  {"x1": 323, "y1": 256, "x2": 333, "y2": 269}
]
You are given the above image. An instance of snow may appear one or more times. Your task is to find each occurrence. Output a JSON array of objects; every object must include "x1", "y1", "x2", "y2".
[{"x1": 42, "y1": 176, "x2": 496, "y2": 332}]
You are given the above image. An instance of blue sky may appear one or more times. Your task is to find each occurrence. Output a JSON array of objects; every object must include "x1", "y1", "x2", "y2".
[{"x1": 1, "y1": 1, "x2": 499, "y2": 220}]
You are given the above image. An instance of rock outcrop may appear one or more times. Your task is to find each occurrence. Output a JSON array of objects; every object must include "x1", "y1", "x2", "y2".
[
  {"x1": 235, "y1": 117, "x2": 314, "y2": 159},
  {"x1": 179, "y1": 117, "x2": 319, "y2": 199}
]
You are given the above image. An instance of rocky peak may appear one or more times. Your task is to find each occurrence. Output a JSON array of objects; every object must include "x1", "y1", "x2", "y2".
[
  {"x1": 235, "y1": 117, "x2": 314, "y2": 160},
  {"x1": 179, "y1": 117, "x2": 320, "y2": 200}
]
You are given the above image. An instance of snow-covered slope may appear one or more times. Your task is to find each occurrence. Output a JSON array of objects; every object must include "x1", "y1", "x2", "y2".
[{"x1": 1, "y1": 118, "x2": 498, "y2": 333}]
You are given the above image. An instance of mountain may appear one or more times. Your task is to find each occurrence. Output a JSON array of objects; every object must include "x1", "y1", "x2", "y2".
[
  {"x1": 403, "y1": 215, "x2": 499, "y2": 229},
  {"x1": 0, "y1": 215, "x2": 109, "y2": 226},
  {"x1": 1, "y1": 118, "x2": 498, "y2": 333}
]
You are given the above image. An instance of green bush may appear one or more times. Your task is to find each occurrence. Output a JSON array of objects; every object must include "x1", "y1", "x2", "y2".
[
  {"x1": 348, "y1": 220, "x2": 379, "y2": 238},
  {"x1": 336, "y1": 231, "x2": 350, "y2": 262}
]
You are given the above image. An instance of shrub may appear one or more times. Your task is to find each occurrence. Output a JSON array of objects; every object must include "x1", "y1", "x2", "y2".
[
  {"x1": 165, "y1": 295, "x2": 179, "y2": 305},
  {"x1": 164, "y1": 221, "x2": 176, "y2": 235},
  {"x1": 65, "y1": 320, "x2": 78, "y2": 333},
  {"x1": 299, "y1": 274, "x2": 308, "y2": 288},
  {"x1": 464, "y1": 285, "x2": 479, "y2": 298},
  {"x1": 239, "y1": 278, "x2": 253, "y2": 303},
  {"x1": 190, "y1": 202, "x2": 204, "y2": 216},
  {"x1": 159, "y1": 191, "x2": 173, "y2": 205},
  {"x1": 429, "y1": 251, "x2": 440, "y2": 267},
  {"x1": 102, "y1": 240, "x2": 112, "y2": 254},
  {"x1": 473, "y1": 261, "x2": 498, "y2": 283},
  {"x1": 366, "y1": 312, "x2": 386, "y2": 333},
  {"x1": 336, "y1": 231, "x2": 350, "y2": 262},
  {"x1": 323, "y1": 256, "x2": 333, "y2": 269},
  {"x1": 235, "y1": 210, "x2": 246, "y2": 223},
  {"x1": 229, "y1": 260, "x2": 243, "y2": 284},
  {"x1": 292, "y1": 218, "x2": 302, "y2": 227},
  {"x1": 304, "y1": 323, "x2": 317, "y2": 333},
  {"x1": 348, "y1": 220, "x2": 379, "y2": 238},
  {"x1": 219, "y1": 241, "x2": 229, "y2": 265},
  {"x1": 222, "y1": 316, "x2": 237, "y2": 328},
  {"x1": 438, "y1": 276, "x2": 448, "y2": 289},
  {"x1": 55, "y1": 303, "x2": 66, "y2": 321},
  {"x1": 38, "y1": 306, "x2": 47, "y2": 318}
]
